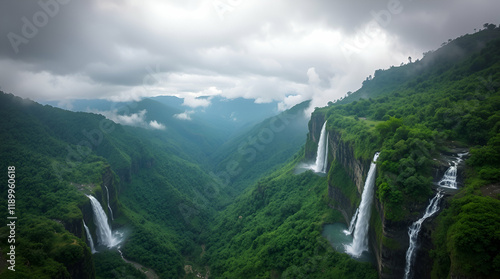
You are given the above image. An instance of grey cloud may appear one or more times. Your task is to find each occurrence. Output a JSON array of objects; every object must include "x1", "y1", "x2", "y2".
[{"x1": 0, "y1": 0, "x2": 498, "y2": 108}]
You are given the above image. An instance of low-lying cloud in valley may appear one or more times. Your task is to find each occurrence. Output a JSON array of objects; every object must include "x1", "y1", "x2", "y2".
[{"x1": 95, "y1": 109, "x2": 166, "y2": 130}]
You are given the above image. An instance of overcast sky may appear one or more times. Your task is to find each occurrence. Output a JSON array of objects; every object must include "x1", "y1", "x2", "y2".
[{"x1": 1, "y1": 0, "x2": 499, "y2": 111}]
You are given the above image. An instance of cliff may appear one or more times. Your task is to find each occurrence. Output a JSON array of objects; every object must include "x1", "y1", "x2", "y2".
[
  {"x1": 307, "y1": 112, "x2": 454, "y2": 278},
  {"x1": 306, "y1": 114, "x2": 370, "y2": 225},
  {"x1": 57, "y1": 167, "x2": 122, "y2": 279}
]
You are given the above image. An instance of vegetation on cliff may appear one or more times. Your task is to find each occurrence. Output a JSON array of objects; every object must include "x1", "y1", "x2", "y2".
[
  {"x1": 312, "y1": 27, "x2": 500, "y2": 277},
  {"x1": 1, "y1": 27, "x2": 499, "y2": 279}
]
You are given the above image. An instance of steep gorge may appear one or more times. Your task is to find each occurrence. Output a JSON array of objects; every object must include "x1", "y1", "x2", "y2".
[{"x1": 307, "y1": 113, "x2": 447, "y2": 278}]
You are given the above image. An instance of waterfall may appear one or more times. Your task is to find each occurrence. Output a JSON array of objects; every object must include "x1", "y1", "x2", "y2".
[
  {"x1": 104, "y1": 186, "x2": 114, "y2": 220},
  {"x1": 345, "y1": 152, "x2": 379, "y2": 257},
  {"x1": 344, "y1": 208, "x2": 359, "y2": 235},
  {"x1": 86, "y1": 195, "x2": 118, "y2": 248},
  {"x1": 438, "y1": 153, "x2": 467, "y2": 189},
  {"x1": 404, "y1": 153, "x2": 465, "y2": 278},
  {"x1": 403, "y1": 191, "x2": 444, "y2": 279},
  {"x1": 83, "y1": 220, "x2": 96, "y2": 254},
  {"x1": 312, "y1": 121, "x2": 329, "y2": 173}
]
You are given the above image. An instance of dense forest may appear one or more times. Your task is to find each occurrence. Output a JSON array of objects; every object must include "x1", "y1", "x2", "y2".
[{"x1": 1, "y1": 27, "x2": 499, "y2": 279}]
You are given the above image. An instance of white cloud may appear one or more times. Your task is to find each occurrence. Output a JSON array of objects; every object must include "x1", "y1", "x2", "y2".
[
  {"x1": 94, "y1": 109, "x2": 166, "y2": 130},
  {"x1": 182, "y1": 95, "x2": 212, "y2": 108},
  {"x1": 174, "y1": 110, "x2": 194, "y2": 121},
  {"x1": 149, "y1": 120, "x2": 166, "y2": 130}
]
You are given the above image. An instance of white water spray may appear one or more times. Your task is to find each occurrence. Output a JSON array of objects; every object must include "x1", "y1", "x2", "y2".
[
  {"x1": 86, "y1": 195, "x2": 119, "y2": 248},
  {"x1": 83, "y1": 220, "x2": 96, "y2": 254},
  {"x1": 403, "y1": 191, "x2": 444, "y2": 279},
  {"x1": 344, "y1": 208, "x2": 359, "y2": 235},
  {"x1": 438, "y1": 153, "x2": 467, "y2": 189},
  {"x1": 311, "y1": 121, "x2": 329, "y2": 173},
  {"x1": 345, "y1": 152, "x2": 379, "y2": 257},
  {"x1": 104, "y1": 186, "x2": 114, "y2": 220}
]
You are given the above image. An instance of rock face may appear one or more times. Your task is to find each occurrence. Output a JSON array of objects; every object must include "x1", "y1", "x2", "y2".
[
  {"x1": 308, "y1": 114, "x2": 468, "y2": 278},
  {"x1": 371, "y1": 199, "x2": 408, "y2": 279},
  {"x1": 307, "y1": 113, "x2": 429, "y2": 278},
  {"x1": 306, "y1": 114, "x2": 370, "y2": 223}
]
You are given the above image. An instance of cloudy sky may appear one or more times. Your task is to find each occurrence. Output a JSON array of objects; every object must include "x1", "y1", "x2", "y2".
[{"x1": 1, "y1": 0, "x2": 499, "y2": 111}]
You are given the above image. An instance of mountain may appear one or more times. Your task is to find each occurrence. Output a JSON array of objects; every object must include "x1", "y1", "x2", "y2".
[
  {"x1": 44, "y1": 95, "x2": 280, "y2": 141},
  {"x1": 308, "y1": 27, "x2": 500, "y2": 278},
  {"x1": 43, "y1": 96, "x2": 282, "y2": 167},
  {"x1": 1, "y1": 27, "x2": 499, "y2": 279},
  {"x1": 151, "y1": 95, "x2": 280, "y2": 131},
  {"x1": 210, "y1": 100, "x2": 311, "y2": 196},
  {"x1": 204, "y1": 27, "x2": 500, "y2": 278},
  {"x1": 0, "y1": 93, "x2": 229, "y2": 278},
  {"x1": 0, "y1": 91, "x2": 307, "y2": 278}
]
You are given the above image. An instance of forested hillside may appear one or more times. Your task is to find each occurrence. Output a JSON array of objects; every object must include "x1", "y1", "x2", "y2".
[
  {"x1": 311, "y1": 27, "x2": 500, "y2": 278},
  {"x1": 210, "y1": 101, "x2": 310, "y2": 196},
  {"x1": 0, "y1": 93, "x2": 229, "y2": 278},
  {"x1": 0, "y1": 27, "x2": 499, "y2": 279},
  {"x1": 205, "y1": 27, "x2": 500, "y2": 278}
]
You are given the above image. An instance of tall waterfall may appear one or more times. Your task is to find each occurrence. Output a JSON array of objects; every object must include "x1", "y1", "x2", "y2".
[
  {"x1": 345, "y1": 152, "x2": 379, "y2": 257},
  {"x1": 104, "y1": 186, "x2": 114, "y2": 220},
  {"x1": 404, "y1": 153, "x2": 464, "y2": 278},
  {"x1": 83, "y1": 220, "x2": 96, "y2": 254},
  {"x1": 403, "y1": 191, "x2": 444, "y2": 279},
  {"x1": 344, "y1": 208, "x2": 359, "y2": 235},
  {"x1": 313, "y1": 121, "x2": 329, "y2": 173},
  {"x1": 86, "y1": 195, "x2": 119, "y2": 248}
]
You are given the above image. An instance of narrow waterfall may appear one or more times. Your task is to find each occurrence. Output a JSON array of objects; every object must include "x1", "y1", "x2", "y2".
[
  {"x1": 438, "y1": 160, "x2": 458, "y2": 188},
  {"x1": 313, "y1": 121, "x2": 329, "y2": 173},
  {"x1": 438, "y1": 153, "x2": 467, "y2": 189},
  {"x1": 86, "y1": 195, "x2": 118, "y2": 248},
  {"x1": 404, "y1": 153, "x2": 464, "y2": 278},
  {"x1": 83, "y1": 220, "x2": 96, "y2": 254},
  {"x1": 403, "y1": 191, "x2": 444, "y2": 279},
  {"x1": 344, "y1": 208, "x2": 359, "y2": 235},
  {"x1": 345, "y1": 152, "x2": 380, "y2": 257},
  {"x1": 104, "y1": 186, "x2": 114, "y2": 220}
]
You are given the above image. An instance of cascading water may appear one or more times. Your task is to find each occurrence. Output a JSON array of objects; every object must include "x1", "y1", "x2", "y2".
[
  {"x1": 438, "y1": 152, "x2": 467, "y2": 189},
  {"x1": 345, "y1": 152, "x2": 379, "y2": 257},
  {"x1": 344, "y1": 208, "x2": 359, "y2": 235},
  {"x1": 104, "y1": 186, "x2": 114, "y2": 220},
  {"x1": 86, "y1": 195, "x2": 119, "y2": 248},
  {"x1": 83, "y1": 220, "x2": 96, "y2": 254},
  {"x1": 312, "y1": 121, "x2": 329, "y2": 173},
  {"x1": 403, "y1": 191, "x2": 444, "y2": 279},
  {"x1": 404, "y1": 152, "x2": 465, "y2": 278}
]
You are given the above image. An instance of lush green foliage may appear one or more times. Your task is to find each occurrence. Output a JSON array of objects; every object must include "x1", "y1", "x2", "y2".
[
  {"x1": 431, "y1": 195, "x2": 500, "y2": 278},
  {"x1": 94, "y1": 251, "x2": 147, "y2": 279},
  {"x1": 316, "y1": 29, "x2": 500, "y2": 221},
  {"x1": 205, "y1": 157, "x2": 378, "y2": 278},
  {"x1": 1, "y1": 27, "x2": 499, "y2": 279},
  {"x1": 211, "y1": 101, "x2": 310, "y2": 196},
  {"x1": 0, "y1": 93, "x2": 225, "y2": 278},
  {"x1": 310, "y1": 28, "x2": 500, "y2": 278}
]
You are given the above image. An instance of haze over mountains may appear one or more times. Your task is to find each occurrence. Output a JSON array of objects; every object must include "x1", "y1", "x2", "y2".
[
  {"x1": 1, "y1": 26, "x2": 499, "y2": 279},
  {"x1": 1, "y1": 1, "x2": 500, "y2": 279}
]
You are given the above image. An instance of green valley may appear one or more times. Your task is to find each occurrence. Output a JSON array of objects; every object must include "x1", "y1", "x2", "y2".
[{"x1": 1, "y1": 26, "x2": 499, "y2": 279}]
